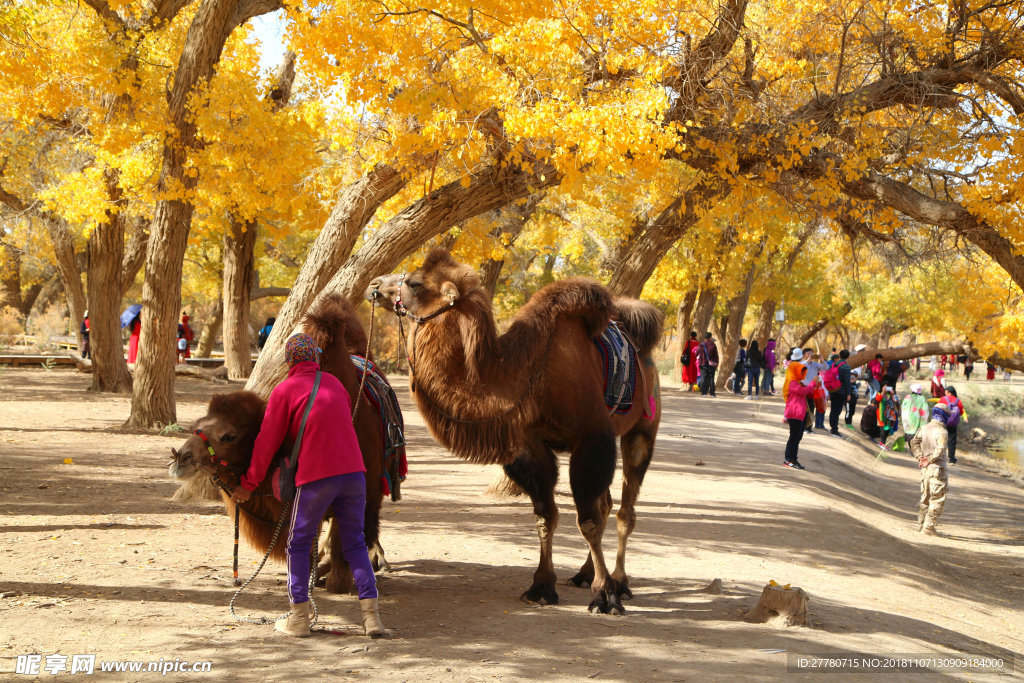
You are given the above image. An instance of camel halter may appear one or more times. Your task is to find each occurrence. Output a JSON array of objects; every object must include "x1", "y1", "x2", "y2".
[{"x1": 392, "y1": 273, "x2": 456, "y2": 324}]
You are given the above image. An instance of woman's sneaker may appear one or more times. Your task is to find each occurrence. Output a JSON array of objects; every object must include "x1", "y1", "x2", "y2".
[{"x1": 783, "y1": 460, "x2": 805, "y2": 469}]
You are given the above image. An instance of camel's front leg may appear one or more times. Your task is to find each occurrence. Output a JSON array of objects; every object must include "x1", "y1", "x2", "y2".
[
  {"x1": 610, "y1": 428, "x2": 655, "y2": 600},
  {"x1": 570, "y1": 432, "x2": 621, "y2": 614},
  {"x1": 503, "y1": 441, "x2": 559, "y2": 606}
]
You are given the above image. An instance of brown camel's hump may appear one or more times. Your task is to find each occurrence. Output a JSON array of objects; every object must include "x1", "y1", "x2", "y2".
[
  {"x1": 517, "y1": 277, "x2": 615, "y2": 337},
  {"x1": 303, "y1": 294, "x2": 369, "y2": 357},
  {"x1": 207, "y1": 391, "x2": 266, "y2": 431},
  {"x1": 613, "y1": 298, "x2": 664, "y2": 357}
]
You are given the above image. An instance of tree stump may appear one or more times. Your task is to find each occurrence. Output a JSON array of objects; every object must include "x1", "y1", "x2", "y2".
[
  {"x1": 700, "y1": 578, "x2": 723, "y2": 594},
  {"x1": 745, "y1": 583, "x2": 809, "y2": 626}
]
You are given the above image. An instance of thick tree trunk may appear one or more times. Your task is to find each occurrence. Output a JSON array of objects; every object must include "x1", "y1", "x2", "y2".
[
  {"x1": 673, "y1": 289, "x2": 698, "y2": 378},
  {"x1": 222, "y1": 219, "x2": 256, "y2": 379},
  {"x1": 87, "y1": 219, "x2": 132, "y2": 393},
  {"x1": 0, "y1": 244, "x2": 22, "y2": 313},
  {"x1": 691, "y1": 288, "x2": 719, "y2": 339},
  {"x1": 717, "y1": 265, "x2": 757, "y2": 390},
  {"x1": 196, "y1": 300, "x2": 223, "y2": 358},
  {"x1": 129, "y1": 0, "x2": 283, "y2": 427},
  {"x1": 130, "y1": 199, "x2": 192, "y2": 425},
  {"x1": 247, "y1": 158, "x2": 562, "y2": 398},
  {"x1": 45, "y1": 219, "x2": 87, "y2": 347},
  {"x1": 750, "y1": 299, "x2": 776, "y2": 348}
]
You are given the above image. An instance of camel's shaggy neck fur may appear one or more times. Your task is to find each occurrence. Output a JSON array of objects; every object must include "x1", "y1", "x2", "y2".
[{"x1": 407, "y1": 251, "x2": 633, "y2": 465}]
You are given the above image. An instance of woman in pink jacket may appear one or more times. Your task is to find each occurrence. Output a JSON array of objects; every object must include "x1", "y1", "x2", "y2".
[
  {"x1": 783, "y1": 364, "x2": 816, "y2": 470},
  {"x1": 232, "y1": 334, "x2": 386, "y2": 638}
]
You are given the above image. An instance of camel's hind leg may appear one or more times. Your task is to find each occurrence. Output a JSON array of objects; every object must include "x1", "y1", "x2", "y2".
[
  {"x1": 610, "y1": 426, "x2": 655, "y2": 600},
  {"x1": 569, "y1": 430, "x2": 620, "y2": 614},
  {"x1": 503, "y1": 437, "x2": 560, "y2": 606}
]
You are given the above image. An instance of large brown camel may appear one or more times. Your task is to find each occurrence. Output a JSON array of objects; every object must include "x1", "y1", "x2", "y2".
[
  {"x1": 367, "y1": 248, "x2": 662, "y2": 614},
  {"x1": 168, "y1": 295, "x2": 404, "y2": 593}
]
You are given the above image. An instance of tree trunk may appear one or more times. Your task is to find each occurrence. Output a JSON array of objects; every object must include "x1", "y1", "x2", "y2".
[
  {"x1": 246, "y1": 157, "x2": 562, "y2": 399},
  {"x1": 196, "y1": 300, "x2": 223, "y2": 358},
  {"x1": 0, "y1": 244, "x2": 22, "y2": 313},
  {"x1": 673, "y1": 289, "x2": 698, "y2": 378},
  {"x1": 691, "y1": 288, "x2": 718, "y2": 339},
  {"x1": 45, "y1": 218, "x2": 87, "y2": 348},
  {"x1": 750, "y1": 299, "x2": 776, "y2": 348},
  {"x1": 222, "y1": 219, "x2": 256, "y2": 379},
  {"x1": 87, "y1": 219, "x2": 132, "y2": 393},
  {"x1": 796, "y1": 303, "x2": 852, "y2": 349},
  {"x1": 120, "y1": 219, "x2": 149, "y2": 296},
  {"x1": 129, "y1": 0, "x2": 283, "y2": 427},
  {"x1": 717, "y1": 265, "x2": 757, "y2": 390},
  {"x1": 608, "y1": 178, "x2": 730, "y2": 298}
]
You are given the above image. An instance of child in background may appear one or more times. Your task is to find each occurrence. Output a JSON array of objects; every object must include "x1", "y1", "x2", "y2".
[{"x1": 177, "y1": 333, "x2": 188, "y2": 364}]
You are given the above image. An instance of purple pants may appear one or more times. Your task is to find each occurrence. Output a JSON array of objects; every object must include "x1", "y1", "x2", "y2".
[{"x1": 286, "y1": 472, "x2": 377, "y2": 603}]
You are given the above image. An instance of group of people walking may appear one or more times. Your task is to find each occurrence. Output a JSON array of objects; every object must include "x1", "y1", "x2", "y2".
[{"x1": 680, "y1": 332, "x2": 777, "y2": 398}]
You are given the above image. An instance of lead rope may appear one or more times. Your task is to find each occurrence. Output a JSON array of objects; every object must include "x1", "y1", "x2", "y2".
[{"x1": 351, "y1": 303, "x2": 376, "y2": 424}]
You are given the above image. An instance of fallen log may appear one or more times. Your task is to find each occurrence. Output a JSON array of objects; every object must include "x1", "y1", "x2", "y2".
[
  {"x1": 846, "y1": 341, "x2": 971, "y2": 370},
  {"x1": 174, "y1": 364, "x2": 230, "y2": 382}
]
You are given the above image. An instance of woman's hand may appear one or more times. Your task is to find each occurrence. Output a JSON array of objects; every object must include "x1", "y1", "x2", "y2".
[{"x1": 231, "y1": 486, "x2": 251, "y2": 503}]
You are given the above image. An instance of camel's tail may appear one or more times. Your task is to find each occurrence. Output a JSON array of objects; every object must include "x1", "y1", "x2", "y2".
[{"x1": 614, "y1": 298, "x2": 664, "y2": 357}]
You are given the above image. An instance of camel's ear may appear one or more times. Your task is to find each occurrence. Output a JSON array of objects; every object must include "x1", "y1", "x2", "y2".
[{"x1": 440, "y1": 281, "x2": 459, "y2": 304}]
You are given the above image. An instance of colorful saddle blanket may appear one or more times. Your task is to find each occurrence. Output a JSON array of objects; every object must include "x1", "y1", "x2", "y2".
[
  {"x1": 593, "y1": 321, "x2": 638, "y2": 415},
  {"x1": 350, "y1": 355, "x2": 407, "y2": 501}
]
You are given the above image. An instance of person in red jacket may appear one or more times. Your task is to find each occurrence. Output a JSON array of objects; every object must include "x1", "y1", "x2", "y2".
[
  {"x1": 783, "y1": 363, "x2": 817, "y2": 470},
  {"x1": 231, "y1": 333, "x2": 386, "y2": 638}
]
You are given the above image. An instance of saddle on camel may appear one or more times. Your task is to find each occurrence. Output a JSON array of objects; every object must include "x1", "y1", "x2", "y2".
[
  {"x1": 168, "y1": 295, "x2": 406, "y2": 603},
  {"x1": 367, "y1": 248, "x2": 662, "y2": 615}
]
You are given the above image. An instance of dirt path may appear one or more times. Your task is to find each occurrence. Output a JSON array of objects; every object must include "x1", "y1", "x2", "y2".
[{"x1": 1, "y1": 369, "x2": 1021, "y2": 681}]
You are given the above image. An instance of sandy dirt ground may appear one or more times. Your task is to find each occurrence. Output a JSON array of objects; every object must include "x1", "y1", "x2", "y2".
[{"x1": 1, "y1": 368, "x2": 1022, "y2": 681}]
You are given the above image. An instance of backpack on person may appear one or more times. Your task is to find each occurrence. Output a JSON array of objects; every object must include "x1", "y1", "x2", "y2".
[
  {"x1": 946, "y1": 403, "x2": 962, "y2": 429},
  {"x1": 822, "y1": 361, "x2": 843, "y2": 392}
]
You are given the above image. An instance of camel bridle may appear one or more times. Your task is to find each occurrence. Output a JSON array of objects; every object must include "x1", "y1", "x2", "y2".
[
  {"x1": 389, "y1": 272, "x2": 456, "y2": 324},
  {"x1": 193, "y1": 428, "x2": 246, "y2": 494}
]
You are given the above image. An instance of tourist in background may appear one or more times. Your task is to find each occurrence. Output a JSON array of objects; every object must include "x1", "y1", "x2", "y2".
[
  {"x1": 901, "y1": 383, "x2": 930, "y2": 458},
  {"x1": 938, "y1": 387, "x2": 967, "y2": 465},
  {"x1": 762, "y1": 339, "x2": 778, "y2": 394},
  {"x1": 745, "y1": 340, "x2": 763, "y2": 400},
  {"x1": 911, "y1": 404, "x2": 951, "y2": 535},
  {"x1": 783, "y1": 362, "x2": 815, "y2": 470},
  {"x1": 697, "y1": 333, "x2": 719, "y2": 397},
  {"x1": 681, "y1": 331, "x2": 700, "y2": 390},
  {"x1": 80, "y1": 311, "x2": 90, "y2": 359}
]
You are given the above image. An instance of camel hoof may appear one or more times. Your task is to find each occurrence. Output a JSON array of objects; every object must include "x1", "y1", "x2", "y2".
[
  {"x1": 566, "y1": 573, "x2": 592, "y2": 588},
  {"x1": 520, "y1": 583, "x2": 559, "y2": 606},
  {"x1": 588, "y1": 592, "x2": 625, "y2": 615},
  {"x1": 618, "y1": 585, "x2": 633, "y2": 600}
]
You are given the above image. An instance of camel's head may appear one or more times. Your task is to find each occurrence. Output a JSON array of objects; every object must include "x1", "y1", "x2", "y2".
[
  {"x1": 366, "y1": 248, "x2": 480, "y2": 320},
  {"x1": 168, "y1": 391, "x2": 266, "y2": 493}
]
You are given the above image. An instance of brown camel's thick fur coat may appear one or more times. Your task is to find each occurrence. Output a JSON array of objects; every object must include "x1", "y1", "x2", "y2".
[{"x1": 368, "y1": 248, "x2": 662, "y2": 614}]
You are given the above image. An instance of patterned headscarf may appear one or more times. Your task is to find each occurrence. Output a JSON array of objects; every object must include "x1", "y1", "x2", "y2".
[{"x1": 285, "y1": 333, "x2": 320, "y2": 368}]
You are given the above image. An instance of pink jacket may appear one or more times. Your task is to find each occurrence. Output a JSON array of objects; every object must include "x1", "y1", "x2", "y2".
[
  {"x1": 783, "y1": 380, "x2": 815, "y2": 420},
  {"x1": 241, "y1": 361, "x2": 364, "y2": 491}
]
